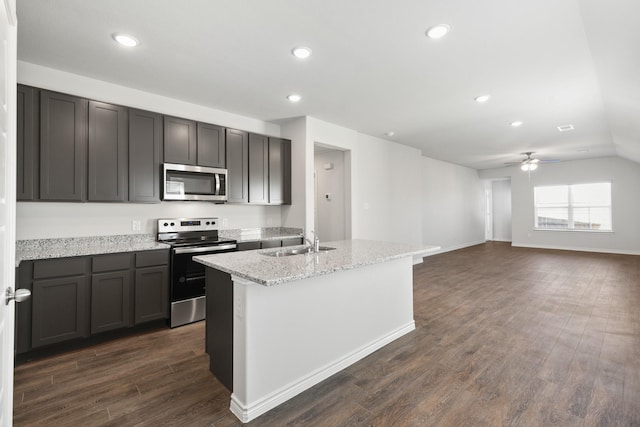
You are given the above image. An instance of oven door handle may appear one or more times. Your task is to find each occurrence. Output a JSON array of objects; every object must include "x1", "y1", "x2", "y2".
[{"x1": 173, "y1": 244, "x2": 237, "y2": 255}]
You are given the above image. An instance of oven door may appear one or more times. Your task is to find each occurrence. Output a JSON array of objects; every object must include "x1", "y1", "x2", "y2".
[{"x1": 170, "y1": 243, "x2": 236, "y2": 327}]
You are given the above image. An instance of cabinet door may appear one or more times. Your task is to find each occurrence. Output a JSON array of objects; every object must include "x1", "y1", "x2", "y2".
[
  {"x1": 226, "y1": 128, "x2": 249, "y2": 203},
  {"x1": 282, "y1": 238, "x2": 303, "y2": 247},
  {"x1": 129, "y1": 109, "x2": 162, "y2": 203},
  {"x1": 17, "y1": 85, "x2": 38, "y2": 200},
  {"x1": 91, "y1": 270, "x2": 132, "y2": 333},
  {"x1": 164, "y1": 116, "x2": 196, "y2": 165},
  {"x1": 88, "y1": 101, "x2": 128, "y2": 202},
  {"x1": 32, "y1": 275, "x2": 89, "y2": 348},
  {"x1": 197, "y1": 122, "x2": 225, "y2": 168},
  {"x1": 39, "y1": 90, "x2": 87, "y2": 201},
  {"x1": 249, "y1": 133, "x2": 269, "y2": 204},
  {"x1": 268, "y1": 137, "x2": 291, "y2": 205},
  {"x1": 135, "y1": 266, "x2": 168, "y2": 324}
]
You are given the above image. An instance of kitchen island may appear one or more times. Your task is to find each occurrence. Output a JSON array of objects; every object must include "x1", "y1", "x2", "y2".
[{"x1": 194, "y1": 239, "x2": 439, "y2": 423}]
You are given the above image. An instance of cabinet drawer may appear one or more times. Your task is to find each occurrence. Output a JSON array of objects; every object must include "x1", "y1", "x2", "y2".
[
  {"x1": 33, "y1": 257, "x2": 87, "y2": 279},
  {"x1": 136, "y1": 250, "x2": 169, "y2": 268},
  {"x1": 282, "y1": 238, "x2": 303, "y2": 247},
  {"x1": 92, "y1": 253, "x2": 132, "y2": 273},
  {"x1": 237, "y1": 241, "x2": 261, "y2": 251},
  {"x1": 261, "y1": 240, "x2": 281, "y2": 249}
]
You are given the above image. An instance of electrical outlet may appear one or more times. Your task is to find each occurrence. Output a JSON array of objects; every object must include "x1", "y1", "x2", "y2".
[
  {"x1": 222, "y1": 218, "x2": 229, "y2": 227},
  {"x1": 131, "y1": 220, "x2": 141, "y2": 232},
  {"x1": 364, "y1": 202, "x2": 370, "y2": 210},
  {"x1": 267, "y1": 217, "x2": 274, "y2": 226}
]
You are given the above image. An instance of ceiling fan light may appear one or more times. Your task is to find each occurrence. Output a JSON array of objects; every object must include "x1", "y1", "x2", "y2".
[
  {"x1": 529, "y1": 163, "x2": 538, "y2": 171},
  {"x1": 521, "y1": 163, "x2": 529, "y2": 171},
  {"x1": 531, "y1": 158, "x2": 539, "y2": 164}
]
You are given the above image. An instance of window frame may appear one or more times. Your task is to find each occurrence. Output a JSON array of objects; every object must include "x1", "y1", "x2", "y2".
[{"x1": 533, "y1": 182, "x2": 613, "y2": 232}]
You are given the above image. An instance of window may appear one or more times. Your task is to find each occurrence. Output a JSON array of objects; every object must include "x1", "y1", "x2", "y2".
[{"x1": 534, "y1": 183, "x2": 612, "y2": 231}]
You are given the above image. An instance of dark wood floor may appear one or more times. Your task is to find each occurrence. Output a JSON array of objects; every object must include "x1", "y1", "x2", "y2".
[{"x1": 13, "y1": 242, "x2": 640, "y2": 426}]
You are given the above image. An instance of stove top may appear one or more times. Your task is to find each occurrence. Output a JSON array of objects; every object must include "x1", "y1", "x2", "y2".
[{"x1": 157, "y1": 217, "x2": 235, "y2": 247}]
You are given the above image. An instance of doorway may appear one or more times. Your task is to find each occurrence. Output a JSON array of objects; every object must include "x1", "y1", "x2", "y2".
[
  {"x1": 313, "y1": 144, "x2": 350, "y2": 242},
  {"x1": 485, "y1": 179, "x2": 512, "y2": 242}
]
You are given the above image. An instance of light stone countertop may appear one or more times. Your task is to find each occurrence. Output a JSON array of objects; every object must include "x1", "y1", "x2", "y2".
[
  {"x1": 15, "y1": 234, "x2": 169, "y2": 266},
  {"x1": 193, "y1": 239, "x2": 440, "y2": 286}
]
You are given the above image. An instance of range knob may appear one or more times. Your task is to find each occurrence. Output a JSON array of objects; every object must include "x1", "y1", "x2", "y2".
[
  {"x1": 206, "y1": 221, "x2": 210, "y2": 225},
  {"x1": 163, "y1": 222, "x2": 168, "y2": 227},
  {"x1": 170, "y1": 222, "x2": 175, "y2": 226}
]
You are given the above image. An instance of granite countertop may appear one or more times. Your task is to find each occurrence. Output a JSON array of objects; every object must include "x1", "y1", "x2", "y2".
[
  {"x1": 15, "y1": 234, "x2": 169, "y2": 266},
  {"x1": 193, "y1": 239, "x2": 440, "y2": 286},
  {"x1": 15, "y1": 227, "x2": 305, "y2": 267},
  {"x1": 219, "y1": 227, "x2": 303, "y2": 243}
]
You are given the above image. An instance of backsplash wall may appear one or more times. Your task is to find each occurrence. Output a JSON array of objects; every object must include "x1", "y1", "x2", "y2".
[{"x1": 16, "y1": 202, "x2": 282, "y2": 240}]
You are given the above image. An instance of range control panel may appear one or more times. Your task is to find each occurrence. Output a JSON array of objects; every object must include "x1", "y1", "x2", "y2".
[{"x1": 157, "y1": 218, "x2": 219, "y2": 233}]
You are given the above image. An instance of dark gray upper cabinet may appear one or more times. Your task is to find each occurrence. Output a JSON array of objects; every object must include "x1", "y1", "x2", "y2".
[
  {"x1": 129, "y1": 109, "x2": 163, "y2": 203},
  {"x1": 249, "y1": 133, "x2": 269, "y2": 204},
  {"x1": 268, "y1": 137, "x2": 291, "y2": 205},
  {"x1": 39, "y1": 90, "x2": 87, "y2": 201},
  {"x1": 164, "y1": 116, "x2": 197, "y2": 165},
  {"x1": 226, "y1": 128, "x2": 249, "y2": 203},
  {"x1": 88, "y1": 101, "x2": 128, "y2": 202},
  {"x1": 197, "y1": 122, "x2": 226, "y2": 168},
  {"x1": 17, "y1": 85, "x2": 39, "y2": 201}
]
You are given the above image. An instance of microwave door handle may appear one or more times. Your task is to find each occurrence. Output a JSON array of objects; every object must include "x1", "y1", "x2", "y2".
[{"x1": 215, "y1": 174, "x2": 221, "y2": 195}]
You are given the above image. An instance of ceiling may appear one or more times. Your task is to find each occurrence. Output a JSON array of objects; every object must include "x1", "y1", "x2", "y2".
[{"x1": 16, "y1": 0, "x2": 640, "y2": 170}]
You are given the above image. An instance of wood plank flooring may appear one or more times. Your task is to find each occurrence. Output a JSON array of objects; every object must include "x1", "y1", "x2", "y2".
[{"x1": 13, "y1": 242, "x2": 640, "y2": 426}]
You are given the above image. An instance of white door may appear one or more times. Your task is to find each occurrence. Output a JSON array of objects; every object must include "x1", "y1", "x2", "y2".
[{"x1": 0, "y1": 0, "x2": 18, "y2": 425}]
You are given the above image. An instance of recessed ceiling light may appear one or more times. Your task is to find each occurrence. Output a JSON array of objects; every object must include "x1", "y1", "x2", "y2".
[
  {"x1": 475, "y1": 94, "x2": 490, "y2": 103},
  {"x1": 557, "y1": 124, "x2": 574, "y2": 132},
  {"x1": 287, "y1": 94, "x2": 302, "y2": 103},
  {"x1": 384, "y1": 131, "x2": 395, "y2": 137},
  {"x1": 426, "y1": 24, "x2": 451, "y2": 39},
  {"x1": 292, "y1": 47, "x2": 312, "y2": 59},
  {"x1": 112, "y1": 33, "x2": 140, "y2": 47},
  {"x1": 511, "y1": 121, "x2": 523, "y2": 127}
]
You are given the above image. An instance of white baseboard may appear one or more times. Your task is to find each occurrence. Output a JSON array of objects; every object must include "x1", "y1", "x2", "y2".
[
  {"x1": 229, "y1": 321, "x2": 416, "y2": 423},
  {"x1": 425, "y1": 239, "x2": 487, "y2": 256},
  {"x1": 490, "y1": 238, "x2": 512, "y2": 243},
  {"x1": 513, "y1": 242, "x2": 640, "y2": 256}
]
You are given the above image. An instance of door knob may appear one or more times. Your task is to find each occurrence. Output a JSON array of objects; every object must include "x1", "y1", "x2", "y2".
[{"x1": 5, "y1": 287, "x2": 31, "y2": 305}]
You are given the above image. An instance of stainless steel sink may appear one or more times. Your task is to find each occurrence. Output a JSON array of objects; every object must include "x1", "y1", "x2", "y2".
[{"x1": 260, "y1": 246, "x2": 336, "y2": 257}]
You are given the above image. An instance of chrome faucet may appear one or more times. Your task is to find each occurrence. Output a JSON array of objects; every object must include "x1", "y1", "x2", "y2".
[{"x1": 305, "y1": 230, "x2": 320, "y2": 253}]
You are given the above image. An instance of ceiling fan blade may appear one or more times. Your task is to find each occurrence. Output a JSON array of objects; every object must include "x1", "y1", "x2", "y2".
[
  {"x1": 539, "y1": 159, "x2": 561, "y2": 164},
  {"x1": 530, "y1": 158, "x2": 540, "y2": 164}
]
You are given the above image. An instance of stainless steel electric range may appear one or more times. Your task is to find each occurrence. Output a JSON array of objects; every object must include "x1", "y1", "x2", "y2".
[{"x1": 157, "y1": 218, "x2": 237, "y2": 328}]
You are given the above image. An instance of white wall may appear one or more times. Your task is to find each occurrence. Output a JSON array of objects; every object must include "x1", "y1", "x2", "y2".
[
  {"x1": 16, "y1": 202, "x2": 281, "y2": 240},
  {"x1": 480, "y1": 156, "x2": 640, "y2": 254},
  {"x1": 491, "y1": 179, "x2": 512, "y2": 242},
  {"x1": 314, "y1": 149, "x2": 346, "y2": 242},
  {"x1": 17, "y1": 62, "x2": 283, "y2": 239},
  {"x1": 422, "y1": 157, "x2": 486, "y2": 252}
]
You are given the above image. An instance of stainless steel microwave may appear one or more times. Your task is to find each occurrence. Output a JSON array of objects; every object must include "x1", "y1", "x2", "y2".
[{"x1": 163, "y1": 163, "x2": 227, "y2": 202}]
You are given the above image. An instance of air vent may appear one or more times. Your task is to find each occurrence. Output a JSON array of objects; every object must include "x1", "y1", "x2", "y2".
[{"x1": 557, "y1": 124, "x2": 575, "y2": 132}]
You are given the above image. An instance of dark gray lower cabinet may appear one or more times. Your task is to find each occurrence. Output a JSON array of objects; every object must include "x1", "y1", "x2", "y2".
[
  {"x1": 17, "y1": 250, "x2": 169, "y2": 354},
  {"x1": 32, "y1": 274, "x2": 89, "y2": 348},
  {"x1": 134, "y1": 266, "x2": 168, "y2": 324},
  {"x1": 260, "y1": 239, "x2": 281, "y2": 249},
  {"x1": 91, "y1": 271, "x2": 132, "y2": 334}
]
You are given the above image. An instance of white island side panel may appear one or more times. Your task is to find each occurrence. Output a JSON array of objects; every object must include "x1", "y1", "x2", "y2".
[{"x1": 230, "y1": 256, "x2": 414, "y2": 422}]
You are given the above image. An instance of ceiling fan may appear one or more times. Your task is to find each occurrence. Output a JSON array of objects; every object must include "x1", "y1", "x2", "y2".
[{"x1": 505, "y1": 152, "x2": 560, "y2": 171}]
